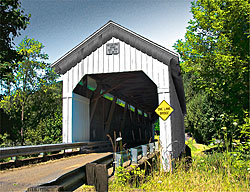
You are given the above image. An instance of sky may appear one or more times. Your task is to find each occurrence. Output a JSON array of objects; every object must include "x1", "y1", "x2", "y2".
[{"x1": 14, "y1": 0, "x2": 193, "y2": 64}]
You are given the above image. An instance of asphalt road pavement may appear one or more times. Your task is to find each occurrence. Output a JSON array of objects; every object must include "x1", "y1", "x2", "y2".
[{"x1": 0, "y1": 152, "x2": 110, "y2": 192}]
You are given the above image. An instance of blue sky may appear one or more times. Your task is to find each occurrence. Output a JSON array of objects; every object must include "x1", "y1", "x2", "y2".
[{"x1": 14, "y1": 0, "x2": 193, "y2": 64}]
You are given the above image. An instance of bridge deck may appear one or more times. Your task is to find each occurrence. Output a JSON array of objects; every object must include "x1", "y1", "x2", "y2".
[{"x1": 0, "y1": 152, "x2": 110, "y2": 191}]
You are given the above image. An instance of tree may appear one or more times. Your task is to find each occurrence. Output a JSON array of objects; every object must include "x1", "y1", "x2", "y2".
[
  {"x1": 0, "y1": 0, "x2": 30, "y2": 87},
  {"x1": 174, "y1": 0, "x2": 249, "y2": 144},
  {"x1": 23, "y1": 82, "x2": 62, "y2": 145},
  {"x1": 0, "y1": 37, "x2": 59, "y2": 145},
  {"x1": 0, "y1": 81, "x2": 62, "y2": 146}
]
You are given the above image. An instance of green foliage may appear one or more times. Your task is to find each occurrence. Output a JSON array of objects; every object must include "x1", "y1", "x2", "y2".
[
  {"x1": 130, "y1": 165, "x2": 145, "y2": 187},
  {"x1": 185, "y1": 93, "x2": 218, "y2": 144},
  {"x1": 0, "y1": 82, "x2": 62, "y2": 146},
  {"x1": 0, "y1": 0, "x2": 30, "y2": 83},
  {"x1": 208, "y1": 112, "x2": 250, "y2": 154},
  {"x1": 110, "y1": 151, "x2": 250, "y2": 191},
  {"x1": 113, "y1": 166, "x2": 131, "y2": 187},
  {"x1": 231, "y1": 112, "x2": 250, "y2": 157},
  {"x1": 186, "y1": 138, "x2": 210, "y2": 155},
  {"x1": 23, "y1": 83, "x2": 62, "y2": 145},
  {"x1": 14, "y1": 37, "x2": 56, "y2": 92},
  {"x1": 174, "y1": 0, "x2": 249, "y2": 144},
  {"x1": 0, "y1": 37, "x2": 61, "y2": 146},
  {"x1": 0, "y1": 133, "x2": 14, "y2": 147},
  {"x1": 154, "y1": 119, "x2": 159, "y2": 134},
  {"x1": 80, "y1": 184, "x2": 95, "y2": 192},
  {"x1": 110, "y1": 165, "x2": 146, "y2": 190}
]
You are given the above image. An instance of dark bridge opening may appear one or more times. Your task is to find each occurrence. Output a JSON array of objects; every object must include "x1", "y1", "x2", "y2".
[{"x1": 73, "y1": 71, "x2": 158, "y2": 146}]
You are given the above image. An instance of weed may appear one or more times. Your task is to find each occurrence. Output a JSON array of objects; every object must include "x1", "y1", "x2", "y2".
[{"x1": 109, "y1": 147, "x2": 250, "y2": 191}]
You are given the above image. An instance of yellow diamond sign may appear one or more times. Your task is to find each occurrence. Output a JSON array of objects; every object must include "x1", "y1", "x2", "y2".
[{"x1": 155, "y1": 100, "x2": 174, "y2": 121}]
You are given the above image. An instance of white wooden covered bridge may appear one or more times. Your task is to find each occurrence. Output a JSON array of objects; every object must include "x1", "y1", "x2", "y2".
[{"x1": 52, "y1": 21, "x2": 186, "y2": 169}]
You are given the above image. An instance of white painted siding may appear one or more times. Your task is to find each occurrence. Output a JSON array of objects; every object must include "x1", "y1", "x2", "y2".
[
  {"x1": 158, "y1": 92, "x2": 172, "y2": 171},
  {"x1": 72, "y1": 93, "x2": 90, "y2": 142},
  {"x1": 62, "y1": 37, "x2": 171, "y2": 150},
  {"x1": 63, "y1": 37, "x2": 169, "y2": 94}
]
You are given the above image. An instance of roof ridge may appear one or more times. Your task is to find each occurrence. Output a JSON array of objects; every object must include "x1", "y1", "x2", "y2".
[{"x1": 52, "y1": 21, "x2": 179, "y2": 74}]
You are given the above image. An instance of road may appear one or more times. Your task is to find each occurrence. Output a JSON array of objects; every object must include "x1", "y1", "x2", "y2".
[{"x1": 0, "y1": 152, "x2": 110, "y2": 192}]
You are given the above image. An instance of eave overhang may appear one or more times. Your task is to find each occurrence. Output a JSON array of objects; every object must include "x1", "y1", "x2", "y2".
[
  {"x1": 52, "y1": 21, "x2": 186, "y2": 115},
  {"x1": 51, "y1": 20, "x2": 179, "y2": 74}
]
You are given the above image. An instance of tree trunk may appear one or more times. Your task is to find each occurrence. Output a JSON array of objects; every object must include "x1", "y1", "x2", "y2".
[{"x1": 21, "y1": 103, "x2": 24, "y2": 145}]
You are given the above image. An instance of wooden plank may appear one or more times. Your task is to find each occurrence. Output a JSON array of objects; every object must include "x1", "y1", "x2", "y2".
[
  {"x1": 131, "y1": 46, "x2": 136, "y2": 71},
  {"x1": 88, "y1": 53, "x2": 93, "y2": 74},
  {"x1": 120, "y1": 103, "x2": 128, "y2": 134},
  {"x1": 129, "y1": 107, "x2": 136, "y2": 141},
  {"x1": 92, "y1": 82, "x2": 123, "y2": 102},
  {"x1": 124, "y1": 43, "x2": 130, "y2": 71},
  {"x1": 107, "y1": 39, "x2": 114, "y2": 72},
  {"x1": 136, "y1": 49, "x2": 142, "y2": 70},
  {"x1": 113, "y1": 38, "x2": 120, "y2": 72},
  {"x1": 132, "y1": 129, "x2": 135, "y2": 141},
  {"x1": 86, "y1": 163, "x2": 108, "y2": 192},
  {"x1": 139, "y1": 128, "x2": 142, "y2": 141},
  {"x1": 120, "y1": 41, "x2": 125, "y2": 71},
  {"x1": 86, "y1": 163, "x2": 97, "y2": 186},
  {"x1": 105, "y1": 96, "x2": 117, "y2": 135},
  {"x1": 142, "y1": 111, "x2": 147, "y2": 140},
  {"x1": 134, "y1": 107, "x2": 140, "y2": 140},
  {"x1": 95, "y1": 164, "x2": 108, "y2": 192},
  {"x1": 110, "y1": 91, "x2": 140, "y2": 112},
  {"x1": 138, "y1": 110, "x2": 143, "y2": 140},
  {"x1": 93, "y1": 48, "x2": 98, "y2": 74},
  {"x1": 90, "y1": 85, "x2": 102, "y2": 122}
]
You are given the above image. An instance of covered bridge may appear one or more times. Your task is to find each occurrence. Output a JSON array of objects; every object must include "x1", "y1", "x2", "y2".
[{"x1": 52, "y1": 21, "x2": 186, "y2": 169}]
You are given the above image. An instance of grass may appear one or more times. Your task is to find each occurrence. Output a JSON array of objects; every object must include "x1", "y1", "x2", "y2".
[
  {"x1": 109, "y1": 140, "x2": 250, "y2": 192},
  {"x1": 185, "y1": 138, "x2": 211, "y2": 155}
]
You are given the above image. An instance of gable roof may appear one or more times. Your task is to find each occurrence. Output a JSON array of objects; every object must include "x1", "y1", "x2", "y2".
[
  {"x1": 52, "y1": 21, "x2": 186, "y2": 115},
  {"x1": 51, "y1": 20, "x2": 179, "y2": 74}
]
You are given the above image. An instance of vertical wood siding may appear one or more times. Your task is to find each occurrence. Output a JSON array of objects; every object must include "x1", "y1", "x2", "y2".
[
  {"x1": 62, "y1": 37, "x2": 172, "y2": 148},
  {"x1": 63, "y1": 37, "x2": 169, "y2": 97}
]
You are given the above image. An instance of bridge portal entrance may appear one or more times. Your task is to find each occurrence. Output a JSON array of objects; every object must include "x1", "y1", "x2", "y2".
[
  {"x1": 72, "y1": 71, "x2": 158, "y2": 144},
  {"x1": 52, "y1": 21, "x2": 186, "y2": 170}
]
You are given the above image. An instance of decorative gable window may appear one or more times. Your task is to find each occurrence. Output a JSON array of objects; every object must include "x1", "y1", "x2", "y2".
[{"x1": 106, "y1": 43, "x2": 120, "y2": 55}]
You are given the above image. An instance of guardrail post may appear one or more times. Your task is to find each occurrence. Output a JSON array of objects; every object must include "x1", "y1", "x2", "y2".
[
  {"x1": 142, "y1": 145, "x2": 147, "y2": 157},
  {"x1": 60, "y1": 149, "x2": 66, "y2": 157},
  {"x1": 131, "y1": 148, "x2": 138, "y2": 164},
  {"x1": 124, "y1": 149, "x2": 131, "y2": 162},
  {"x1": 149, "y1": 143, "x2": 154, "y2": 154},
  {"x1": 115, "y1": 153, "x2": 122, "y2": 167},
  {"x1": 86, "y1": 163, "x2": 97, "y2": 185},
  {"x1": 39, "y1": 152, "x2": 48, "y2": 161},
  {"x1": 10, "y1": 156, "x2": 21, "y2": 167},
  {"x1": 86, "y1": 163, "x2": 108, "y2": 192},
  {"x1": 11, "y1": 156, "x2": 17, "y2": 161},
  {"x1": 95, "y1": 164, "x2": 108, "y2": 192}
]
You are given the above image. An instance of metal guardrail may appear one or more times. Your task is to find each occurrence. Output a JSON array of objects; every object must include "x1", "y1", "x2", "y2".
[
  {"x1": 27, "y1": 153, "x2": 114, "y2": 192},
  {"x1": 27, "y1": 142, "x2": 159, "y2": 191},
  {"x1": 0, "y1": 141, "x2": 111, "y2": 159},
  {"x1": 0, "y1": 139, "x2": 156, "y2": 160}
]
